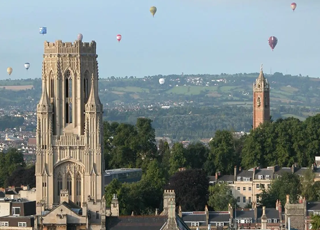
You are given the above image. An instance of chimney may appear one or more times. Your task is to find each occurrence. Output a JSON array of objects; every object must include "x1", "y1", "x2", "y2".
[
  {"x1": 178, "y1": 206, "x2": 182, "y2": 217},
  {"x1": 131, "y1": 211, "x2": 134, "y2": 216},
  {"x1": 276, "y1": 199, "x2": 279, "y2": 210},
  {"x1": 286, "y1": 194, "x2": 290, "y2": 204},
  {"x1": 253, "y1": 202, "x2": 257, "y2": 222},
  {"x1": 205, "y1": 205, "x2": 209, "y2": 225},
  {"x1": 208, "y1": 224, "x2": 211, "y2": 230},
  {"x1": 215, "y1": 172, "x2": 218, "y2": 180},
  {"x1": 239, "y1": 167, "x2": 242, "y2": 172},
  {"x1": 291, "y1": 164, "x2": 295, "y2": 173},
  {"x1": 234, "y1": 166, "x2": 237, "y2": 181},
  {"x1": 155, "y1": 208, "x2": 158, "y2": 216}
]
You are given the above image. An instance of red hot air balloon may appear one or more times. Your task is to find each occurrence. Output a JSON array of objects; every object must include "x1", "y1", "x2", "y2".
[
  {"x1": 268, "y1": 36, "x2": 278, "y2": 51},
  {"x1": 116, "y1": 34, "x2": 122, "y2": 42},
  {"x1": 291, "y1": 2, "x2": 297, "y2": 11}
]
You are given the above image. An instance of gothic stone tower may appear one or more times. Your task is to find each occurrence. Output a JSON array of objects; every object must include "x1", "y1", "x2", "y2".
[
  {"x1": 253, "y1": 65, "x2": 270, "y2": 129},
  {"x1": 35, "y1": 40, "x2": 104, "y2": 214}
]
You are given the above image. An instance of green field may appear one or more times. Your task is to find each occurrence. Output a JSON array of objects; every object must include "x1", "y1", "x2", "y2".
[
  {"x1": 166, "y1": 86, "x2": 204, "y2": 95},
  {"x1": 112, "y1": 86, "x2": 149, "y2": 93}
]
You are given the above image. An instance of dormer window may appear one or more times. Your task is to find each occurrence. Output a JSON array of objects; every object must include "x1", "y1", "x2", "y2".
[
  {"x1": 237, "y1": 176, "x2": 242, "y2": 181},
  {"x1": 265, "y1": 175, "x2": 270, "y2": 179},
  {"x1": 258, "y1": 175, "x2": 264, "y2": 180}
]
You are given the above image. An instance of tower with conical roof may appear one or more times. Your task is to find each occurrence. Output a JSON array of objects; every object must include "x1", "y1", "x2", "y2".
[
  {"x1": 35, "y1": 40, "x2": 105, "y2": 230},
  {"x1": 253, "y1": 64, "x2": 270, "y2": 129}
]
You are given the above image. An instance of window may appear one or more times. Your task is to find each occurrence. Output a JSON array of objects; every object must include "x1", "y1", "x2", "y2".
[
  {"x1": 243, "y1": 196, "x2": 246, "y2": 203},
  {"x1": 249, "y1": 197, "x2": 251, "y2": 203},
  {"x1": 237, "y1": 176, "x2": 241, "y2": 181},
  {"x1": 58, "y1": 174, "x2": 62, "y2": 196},
  {"x1": 267, "y1": 184, "x2": 271, "y2": 188},
  {"x1": 243, "y1": 177, "x2": 251, "y2": 181},
  {"x1": 84, "y1": 71, "x2": 90, "y2": 103},
  {"x1": 216, "y1": 222, "x2": 224, "y2": 226},
  {"x1": 191, "y1": 222, "x2": 199, "y2": 227},
  {"x1": 50, "y1": 78, "x2": 54, "y2": 98},
  {"x1": 96, "y1": 211, "x2": 99, "y2": 219},
  {"x1": 248, "y1": 187, "x2": 252, "y2": 191},
  {"x1": 76, "y1": 173, "x2": 81, "y2": 196},
  {"x1": 12, "y1": 207, "x2": 20, "y2": 216},
  {"x1": 42, "y1": 182, "x2": 46, "y2": 187},
  {"x1": 18, "y1": 222, "x2": 27, "y2": 227},
  {"x1": 273, "y1": 219, "x2": 278, "y2": 223},
  {"x1": 245, "y1": 219, "x2": 252, "y2": 223},
  {"x1": 0, "y1": 222, "x2": 8, "y2": 226},
  {"x1": 65, "y1": 70, "x2": 72, "y2": 124},
  {"x1": 256, "y1": 184, "x2": 260, "y2": 188},
  {"x1": 267, "y1": 219, "x2": 272, "y2": 223},
  {"x1": 314, "y1": 211, "x2": 320, "y2": 215},
  {"x1": 67, "y1": 173, "x2": 72, "y2": 195},
  {"x1": 237, "y1": 187, "x2": 240, "y2": 190},
  {"x1": 258, "y1": 175, "x2": 264, "y2": 179},
  {"x1": 261, "y1": 184, "x2": 265, "y2": 189},
  {"x1": 237, "y1": 197, "x2": 240, "y2": 202},
  {"x1": 265, "y1": 175, "x2": 270, "y2": 179},
  {"x1": 243, "y1": 187, "x2": 246, "y2": 191}
]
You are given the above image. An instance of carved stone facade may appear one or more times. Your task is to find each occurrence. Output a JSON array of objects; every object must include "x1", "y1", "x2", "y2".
[
  {"x1": 35, "y1": 40, "x2": 105, "y2": 230},
  {"x1": 253, "y1": 64, "x2": 270, "y2": 129}
]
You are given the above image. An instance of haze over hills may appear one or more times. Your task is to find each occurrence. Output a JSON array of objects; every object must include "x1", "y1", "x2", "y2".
[{"x1": 1, "y1": 72, "x2": 320, "y2": 141}]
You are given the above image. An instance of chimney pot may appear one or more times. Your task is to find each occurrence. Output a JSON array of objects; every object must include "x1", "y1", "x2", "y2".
[
  {"x1": 286, "y1": 194, "x2": 290, "y2": 203},
  {"x1": 262, "y1": 206, "x2": 266, "y2": 215}
]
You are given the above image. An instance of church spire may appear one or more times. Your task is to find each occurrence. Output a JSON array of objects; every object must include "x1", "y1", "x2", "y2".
[{"x1": 257, "y1": 64, "x2": 265, "y2": 82}]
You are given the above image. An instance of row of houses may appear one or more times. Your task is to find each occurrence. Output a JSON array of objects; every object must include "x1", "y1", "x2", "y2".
[{"x1": 209, "y1": 163, "x2": 319, "y2": 208}]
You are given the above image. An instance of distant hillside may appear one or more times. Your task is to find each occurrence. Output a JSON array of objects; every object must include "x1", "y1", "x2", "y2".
[
  {"x1": 1, "y1": 72, "x2": 319, "y2": 110},
  {"x1": 1, "y1": 73, "x2": 319, "y2": 141}
]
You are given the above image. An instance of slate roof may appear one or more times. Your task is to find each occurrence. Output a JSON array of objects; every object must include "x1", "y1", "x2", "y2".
[
  {"x1": 107, "y1": 216, "x2": 167, "y2": 230},
  {"x1": 254, "y1": 169, "x2": 273, "y2": 179},
  {"x1": 237, "y1": 170, "x2": 252, "y2": 177},
  {"x1": 209, "y1": 212, "x2": 230, "y2": 222},
  {"x1": 182, "y1": 212, "x2": 206, "y2": 222},
  {"x1": 218, "y1": 175, "x2": 234, "y2": 182},
  {"x1": 274, "y1": 167, "x2": 292, "y2": 176},
  {"x1": 107, "y1": 215, "x2": 191, "y2": 230},
  {"x1": 295, "y1": 167, "x2": 309, "y2": 176},
  {"x1": 234, "y1": 209, "x2": 255, "y2": 219}
]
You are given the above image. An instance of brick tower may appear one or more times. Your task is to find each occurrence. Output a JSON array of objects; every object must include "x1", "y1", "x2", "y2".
[{"x1": 253, "y1": 64, "x2": 270, "y2": 129}]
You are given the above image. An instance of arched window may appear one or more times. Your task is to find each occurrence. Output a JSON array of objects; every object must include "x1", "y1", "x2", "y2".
[
  {"x1": 76, "y1": 173, "x2": 81, "y2": 196},
  {"x1": 57, "y1": 174, "x2": 62, "y2": 196},
  {"x1": 84, "y1": 70, "x2": 89, "y2": 103},
  {"x1": 67, "y1": 173, "x2": 72, "y2": 196},
  {"x1": 65, "y1": 70, "x2": 72, "y2": 124}
]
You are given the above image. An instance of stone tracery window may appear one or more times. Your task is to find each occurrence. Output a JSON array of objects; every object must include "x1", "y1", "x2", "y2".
[
  {"x1": 57, "y1": 174, "x2": 62, "y2": 196},
  {"x1": 67, "y1": 173, "x2": 72, "y2": 196},
  {"x1": 65, "y1": 70, "x2": 72, "y2": 124},
  {"x1": 84, "y1": 70, "x2": 89, "y2": 103},
  {"x1": 76, "y1": 173, "x2": 81, "y2": 196}
]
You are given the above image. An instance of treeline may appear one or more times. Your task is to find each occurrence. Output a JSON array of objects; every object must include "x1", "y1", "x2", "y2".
[
  {"x1": 104, "y1": 105, "x2": 313, "y2": 142},
  {"x1": 0, "y1": 115, "x2": 24, "y2": 130}
]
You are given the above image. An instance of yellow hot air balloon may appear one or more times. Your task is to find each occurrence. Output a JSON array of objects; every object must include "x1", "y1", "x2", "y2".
[
  {"x1": 7, "y1": 67, "x2": 12, "y2": 76},
  {"x1": 150, "y1": 6, "x2": 157, "y2": 17}
]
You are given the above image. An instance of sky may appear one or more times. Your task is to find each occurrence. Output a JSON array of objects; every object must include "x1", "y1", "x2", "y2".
[{"x1": 0, "y1": 0, "x2": 320, "y2": 79}]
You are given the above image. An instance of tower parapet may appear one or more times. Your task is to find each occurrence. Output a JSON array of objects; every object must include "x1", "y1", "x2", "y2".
[{"x1": 44, "y1": 40, "x2": 96, "y2": 55}]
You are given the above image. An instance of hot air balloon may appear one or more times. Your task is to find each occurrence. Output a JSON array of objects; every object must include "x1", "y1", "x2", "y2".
[
  {"x1": 24, "y1": 63, "x2": 30, "y2": 70},
  {"x1": 268, "y1": 36, "x2": 278, "y2": 51},
  {"x1": 150, "y1": 6, "x2": 157, "y2": 17},
  {"x1": 7, "y1": 67, "x2": 12, "y2": 76},
  {"x1": 159, "y1": 78, "x2": 165, "y2": 85},
  {"x1": 117, "y1": 34, "x2": 122, "y2": 42},
  {"x1": 39, "y1": 27, "x2": 47, "y2": 35},
  {"x1": 77, "y1": 33, "x2": 83, "y2": 41},
  {"x1": 291, "y1": 2, "x2": 297, "y2": 11}
]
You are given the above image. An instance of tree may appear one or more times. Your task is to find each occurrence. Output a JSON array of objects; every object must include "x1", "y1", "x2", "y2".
[
  {"x1": 209, "y1": 130, "x2": 238, "y2": 174},
  {"x1": 185, "y1": 142, "x2": 209, "y2": 169},
  {"x1": 166, "y1": 169, "x2": 209, "y2": 211},
  {"x1": 208, "y1": 183, "x2": 237, "y2": 211},
  {"x1": 259, "y1": 172, "x2": 301, "y2": 208},
  {"x1": 169, "y1": 143, "x2": 187, "y2": 175},
  {"x1": 6, "y1": 165, "x2": 35, "y2": 188},
  {"x1": 301, "y1": 168, "x2": 316, "y2": 201},
  {"x1": 311, "y1": 215, "x2": 320, "y2": 230}
]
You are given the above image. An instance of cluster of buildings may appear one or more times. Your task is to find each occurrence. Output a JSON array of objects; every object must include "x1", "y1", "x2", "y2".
[{"x1": 209, "y1": 164, "x2": 319, "y2": 208}]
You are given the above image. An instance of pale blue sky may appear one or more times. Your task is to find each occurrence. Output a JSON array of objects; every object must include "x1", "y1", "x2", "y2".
[{"x1": 0, "y1": 0, "x2": 320, "y2": 79}]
